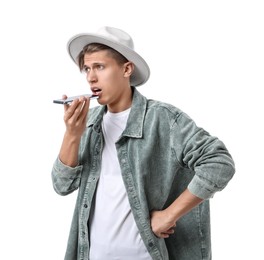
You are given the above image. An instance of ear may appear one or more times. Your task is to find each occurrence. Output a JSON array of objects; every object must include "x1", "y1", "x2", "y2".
[{"x1": 123, "y1": 62, "x2": 134, "y2": 78}]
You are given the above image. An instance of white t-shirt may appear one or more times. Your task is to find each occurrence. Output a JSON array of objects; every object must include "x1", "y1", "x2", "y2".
[{"x1": 89, "y1": 108, "x2": 152, "y2": 260}]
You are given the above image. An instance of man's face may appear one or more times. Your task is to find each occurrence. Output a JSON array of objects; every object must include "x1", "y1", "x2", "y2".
[{"x1": 83, "y1": 50, "x2": 132, "y2": 112}]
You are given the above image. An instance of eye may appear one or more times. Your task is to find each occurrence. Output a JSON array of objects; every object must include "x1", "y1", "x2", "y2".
[
  {"x1": 82, "y1": 66, "x2": 90, "y2": 74},
  {"x1": 97, "y1": 64, "x2": 104, "y2": 70}
]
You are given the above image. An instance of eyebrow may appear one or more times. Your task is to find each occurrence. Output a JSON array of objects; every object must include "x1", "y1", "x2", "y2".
[{"x1": 83, "y1": 62, "x2": 105, "y2": 68}]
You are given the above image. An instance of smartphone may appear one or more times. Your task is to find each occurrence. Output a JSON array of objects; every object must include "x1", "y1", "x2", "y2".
[{"x1": 53, "y1": 94, "x2": 98, "y2": 104}]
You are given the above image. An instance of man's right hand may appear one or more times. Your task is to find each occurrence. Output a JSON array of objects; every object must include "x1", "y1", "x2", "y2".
[
  {"x1": 58, "y1": 95, "x2": 90, "y2": 167},
  {"x1": 63, "y1": 95, "x2": 90, "y2": 137}
]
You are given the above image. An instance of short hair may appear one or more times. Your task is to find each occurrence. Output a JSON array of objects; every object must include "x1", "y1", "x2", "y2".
[{"x1": 77, "y1": 43, "x2": 129, "y2": 72}]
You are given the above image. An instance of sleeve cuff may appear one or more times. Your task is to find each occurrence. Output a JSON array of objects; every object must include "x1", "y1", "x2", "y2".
[
  {"x1": 187, "y1": 175, "x2": 216, "y2": 200},
  {"x1": 53, "y1": 157, "x2": 83, "y2": 178}
]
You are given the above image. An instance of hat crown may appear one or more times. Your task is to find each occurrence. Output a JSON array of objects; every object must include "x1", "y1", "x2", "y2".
[
  {"x1": 97, "y1": 26, "x2": 134, "y2": 50},
  {"x1": 67, "y1": 26, "x2": 150, "y2": 86}
]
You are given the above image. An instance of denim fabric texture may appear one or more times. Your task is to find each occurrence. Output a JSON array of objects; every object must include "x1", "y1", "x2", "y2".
[{"x1": 52, "y1": 87, "x2": 235, "y2": 260}]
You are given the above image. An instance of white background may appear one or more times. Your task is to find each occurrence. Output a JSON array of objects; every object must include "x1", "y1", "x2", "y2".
[{"x1": 0, "y1": 0, "x2": 263, "y2": 259}]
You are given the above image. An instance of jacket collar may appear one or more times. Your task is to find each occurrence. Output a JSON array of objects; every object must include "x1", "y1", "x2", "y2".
[
  {"x1": 122, "y1": 87, "x2": 147, "y2": 138},
  {"x1": 87, "y1": 87, "x2": 147, "y2": 138}
]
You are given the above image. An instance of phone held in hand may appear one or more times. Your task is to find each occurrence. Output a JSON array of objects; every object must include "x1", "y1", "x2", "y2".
[{"x1": 53, "y1": 94, "x2": 99, "y2": 104}]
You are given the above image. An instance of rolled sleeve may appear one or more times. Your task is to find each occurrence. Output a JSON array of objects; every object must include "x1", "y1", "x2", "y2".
[
  {"x1": 174, "y1": 112, "x2": 235, "y2": 199},
  {"x1": 188, "y1": 162, "x2": 235, "y2": 200},
  {"x1": 185, "y1": 136, "x2": 235, "y2": 200},
  {"x1": 51, "y1": 157, "x2": 83, "y2": 196}
]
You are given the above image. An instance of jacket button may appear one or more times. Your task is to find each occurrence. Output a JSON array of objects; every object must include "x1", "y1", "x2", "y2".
[
  {"x1": 148, "y1": 242, "x2": 154, "y2": 247},
  {"x1": 84, "y1": 204, "x2": 88, "y2": 208}
]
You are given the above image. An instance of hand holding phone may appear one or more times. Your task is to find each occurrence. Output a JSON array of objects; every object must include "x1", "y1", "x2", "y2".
[{"x1": 53, "y1": 94, "x2": 98, "y2": 105}]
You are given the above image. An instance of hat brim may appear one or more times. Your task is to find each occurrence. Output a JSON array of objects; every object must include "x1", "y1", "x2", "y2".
[{"x1": 67, "y1": 33, "x2": 150, "y2": 87}]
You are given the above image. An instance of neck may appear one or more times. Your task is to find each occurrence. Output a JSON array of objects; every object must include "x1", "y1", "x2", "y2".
[{"x1": 107, "y1": 86, "x2": 133, "y2": 113}]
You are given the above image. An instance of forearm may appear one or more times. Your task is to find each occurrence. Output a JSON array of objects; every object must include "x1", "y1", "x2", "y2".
[
  {"x1": 166, "y1": 189, "x2": 203, "y2": 222},
  {"x1": 150, "y1": 189, "x2": 203, "y2": 238},
  {"x1": 59, "y1": 131, "x2": 81, "y2": 167}
]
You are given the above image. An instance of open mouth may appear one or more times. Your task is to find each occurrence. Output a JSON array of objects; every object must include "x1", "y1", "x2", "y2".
[{"x1": 91, "y1": 87, "x2": 102, "y2": 96}]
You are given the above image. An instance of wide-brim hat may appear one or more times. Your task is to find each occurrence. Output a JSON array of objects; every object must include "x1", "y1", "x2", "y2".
[{"x1": 67, "y1": 26, "x2": 150, "y2": 87}]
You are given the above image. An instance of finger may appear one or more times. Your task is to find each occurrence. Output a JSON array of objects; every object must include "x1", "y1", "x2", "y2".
[
  {"x1": 70, "y1": 98, "x2": 85, "y2": 115},
  {"x1": 166, "y1": 228, "x2": 175, "y2": 234},
  {"x1": 64, "y1": 99, "x2": 80, "y2": 121},
  {"x1": 79, "y1": 98, "x2": 90, "y2": 123},
  {"x1": 62, "y1": 95, "x2": 68, "y2": 113},
  {"x1": 75, "y1": 97, "x2": 88, "y2": 117},
  {"x1": 159, "y1": 233, "x2": 170, "y2": 239}
]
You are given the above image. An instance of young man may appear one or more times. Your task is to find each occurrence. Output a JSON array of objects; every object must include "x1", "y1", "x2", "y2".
[{"x1": 52, "y1": 26, "x2": 235, "y2": 260}]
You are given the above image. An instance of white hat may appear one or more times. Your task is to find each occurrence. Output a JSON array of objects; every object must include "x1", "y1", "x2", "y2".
[{"x1": 67, "y1": 26, "x2": 150, "y2": 87}]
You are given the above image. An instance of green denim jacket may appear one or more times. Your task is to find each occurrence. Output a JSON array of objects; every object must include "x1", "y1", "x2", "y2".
[{"x1": 52, "y1": 87, "x2": 235, "y2": 260}]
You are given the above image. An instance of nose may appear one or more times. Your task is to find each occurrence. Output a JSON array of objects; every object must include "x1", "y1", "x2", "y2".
[{"x1": 87, "y1": 69, "x2": 97, "y2": 84}]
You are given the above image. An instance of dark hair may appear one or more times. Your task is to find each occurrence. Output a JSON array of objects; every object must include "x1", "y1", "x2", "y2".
[{"x1": 77, "y1": 43, "x2": 129, "y2": 72}]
